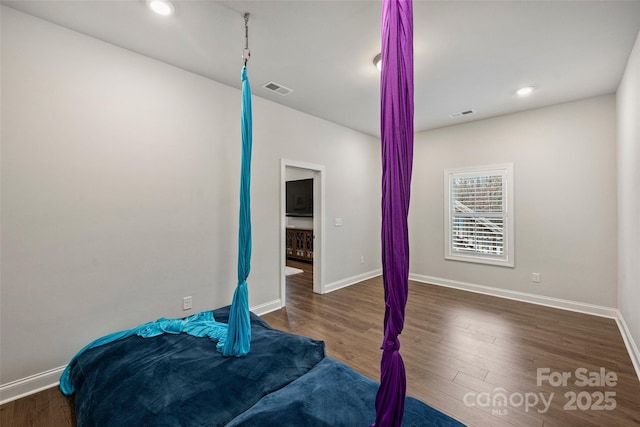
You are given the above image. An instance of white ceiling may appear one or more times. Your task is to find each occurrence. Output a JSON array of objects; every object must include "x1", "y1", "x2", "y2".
[{"x1": 4, "y1": 0, "x2": 640, "y2": 137}]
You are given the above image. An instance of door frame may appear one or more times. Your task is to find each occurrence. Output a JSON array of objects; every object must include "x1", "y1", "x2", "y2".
[{"x1": 280, "y1": 159, "x2": 325, "y2": 305}]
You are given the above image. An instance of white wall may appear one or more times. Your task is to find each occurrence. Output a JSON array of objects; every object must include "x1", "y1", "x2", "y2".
[
  {"x1": 0, "y1": 6, "x2": 381, "y2": 387},
  {"x1": 617, "y1": 31, "x2": 640, "y2": 358},
  {"x1": 286, "y1": 217, "x2": 314, "y2": 229},
  {"x1": 286, "y1": 168, "x2": 315, "y2": 181},
  {"x1": 410, "y1": 96, "x2": 618, "y2": 307}
]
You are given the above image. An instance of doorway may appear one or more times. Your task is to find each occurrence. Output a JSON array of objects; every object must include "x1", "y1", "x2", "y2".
[{"x1": 280, "y1": 159, "x2": 325, "y2": 308}]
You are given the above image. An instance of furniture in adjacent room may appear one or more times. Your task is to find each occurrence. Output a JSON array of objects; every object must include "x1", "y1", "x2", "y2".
[{"x1": 285, "y1": 228, "x2": 313, "y2": 262}]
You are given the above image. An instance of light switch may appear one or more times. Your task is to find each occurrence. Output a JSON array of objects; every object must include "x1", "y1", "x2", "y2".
[{"x1": 334, "y1": 217, "x2": 343, "y2": 227}]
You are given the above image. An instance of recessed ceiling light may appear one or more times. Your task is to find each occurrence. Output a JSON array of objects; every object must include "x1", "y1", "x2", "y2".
[
  {"x1": 373, "y1": 53, "x2": 382, "y2": 71},
  {"x1": 147, "y1": 0, "x2": 175, "y2": 16},
  {"x1": 516, "y1": 86, "x2": 535, "y2": 97}
]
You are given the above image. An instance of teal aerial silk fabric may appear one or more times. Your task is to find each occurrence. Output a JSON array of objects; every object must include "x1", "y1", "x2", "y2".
[
  {"x1": 59, "y1": 310, "x2": 228, "y2": 395},
  {"x1": 222, "y1": 66, "x2": 253, "y2": 357}
]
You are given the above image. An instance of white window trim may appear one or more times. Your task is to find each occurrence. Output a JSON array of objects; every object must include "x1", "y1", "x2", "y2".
[{"x1": 444, "y1": 163, "x2": 514, "y2": 268}]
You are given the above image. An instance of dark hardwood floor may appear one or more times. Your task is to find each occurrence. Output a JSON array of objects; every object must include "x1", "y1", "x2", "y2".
[
  {"x1": 267, "y1": 260, "x2": 640, "y2": 427},
  {"x1": 2, "y1": 260, "x2": 639, "y2": 426},
  {"x1": 0, "y1": 387, "x2": 75, "y2": 427}
]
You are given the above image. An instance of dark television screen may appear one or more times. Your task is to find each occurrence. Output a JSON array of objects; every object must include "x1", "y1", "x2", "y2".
[{"x1": 286, "y1": 179, "x2": 313, "y2": 217}]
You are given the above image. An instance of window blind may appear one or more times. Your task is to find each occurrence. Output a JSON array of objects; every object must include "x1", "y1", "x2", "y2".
[{"x1": 451, "y1": 174, "x2": 505, "y2": 257}]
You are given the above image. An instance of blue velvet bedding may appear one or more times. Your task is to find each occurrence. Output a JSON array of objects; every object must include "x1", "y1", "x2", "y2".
[
  {"x1": 227, "y1": 357, "x2": 464, "y2": 427},
  {"x1": 66, "y1": 307, "x2": 465, "y2": 426}
]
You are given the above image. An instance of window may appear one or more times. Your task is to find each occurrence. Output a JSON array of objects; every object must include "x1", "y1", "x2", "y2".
[{"x1": 444, "y1": 164, "x2": 514, "y2": 267}]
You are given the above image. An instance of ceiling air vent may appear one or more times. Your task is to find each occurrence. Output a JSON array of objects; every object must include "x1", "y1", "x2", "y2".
[
  {"x1": 263, "y1": 81, "x2": 293, "y2": 96},
  {"x1": 449, "y1": 109, "x2": 476, "y2": 119}
]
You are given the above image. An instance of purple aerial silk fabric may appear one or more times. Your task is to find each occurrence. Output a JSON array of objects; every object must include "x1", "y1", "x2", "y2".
[{"x1": 372, "y1": 0, "x2": 413, "y2": 426}]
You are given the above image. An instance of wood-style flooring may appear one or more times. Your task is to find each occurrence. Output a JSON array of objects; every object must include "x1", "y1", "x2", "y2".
[
  {"x1": 263, "y1": 260, "x2": 640, "y2": 427},
  {"x1": 0, "y1": 387, "x2": 75, "y2": 427},
  {"x1": 2, "y1": 259, "x2": 639, "y2": 426}
]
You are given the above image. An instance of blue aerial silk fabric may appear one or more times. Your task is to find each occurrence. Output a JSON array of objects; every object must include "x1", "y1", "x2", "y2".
[
  {"x1": 222, "y1": 66, "x2": 253, "y2": 357},
  {"x1": 373, "y1": 0, "x2": 414, "y2": 426},
  {"x1": 59, "y1": 310, "x2": 228, "y2": 395}
]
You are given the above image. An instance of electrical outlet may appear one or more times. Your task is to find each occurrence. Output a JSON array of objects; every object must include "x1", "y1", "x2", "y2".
[
  {"x1": 182, "y1": 296, "x2": 193, "y2": 311},
  {"x1": 360, "y1": 256, "x2": 365, "y2": 264},
  {"x1": 531, "y1": 273, "x2": 541, "y2": 283}
]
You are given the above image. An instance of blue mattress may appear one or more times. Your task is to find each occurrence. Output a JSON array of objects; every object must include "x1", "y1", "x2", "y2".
[{"x1": 65, "y1": 307, "x2": 465, "y2": 426}]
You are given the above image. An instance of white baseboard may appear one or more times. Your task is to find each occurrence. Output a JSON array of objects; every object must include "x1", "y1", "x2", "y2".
[
  {"x1": 0, "y1": 365, "x2": 65, "y2": 405},
  {"x1": 409, "y1": 273, "x2": 618, "y2": 318},
  {"x1": 250, "y1": 299, "x2": 283, "y2": 316},
  {"x1": 615, "y1": 311, "x2": 640, "y2": 382},
  {"x1": 324, "y1": 269, "x2": 382, "y2": 293},
  {"x1": 4, "y1": 278, "x2": 636, "y2": 405}
]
